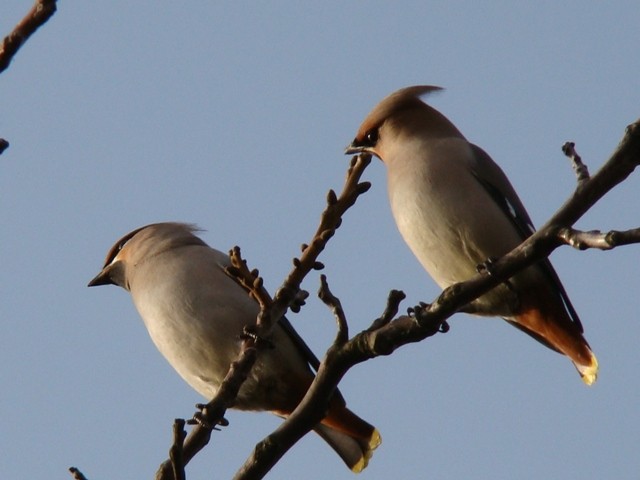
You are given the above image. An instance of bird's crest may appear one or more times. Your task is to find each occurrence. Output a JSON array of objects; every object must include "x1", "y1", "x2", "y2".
[{"x1": 356, "y1": 85, "x2": 443, "y2": 140}]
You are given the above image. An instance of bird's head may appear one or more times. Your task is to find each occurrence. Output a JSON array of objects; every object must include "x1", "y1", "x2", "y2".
[{"x1": 345, "y1": 85, "x2": 461, "y2": 163}]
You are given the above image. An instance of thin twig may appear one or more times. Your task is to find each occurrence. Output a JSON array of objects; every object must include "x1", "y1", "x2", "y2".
[
  {"x1": 272, "y1": 154, "x2": 372, "y2": 315},
  {"x1": 169, "y1": 420, "x2": 186, "y2": 480},
  {"x1": 155, "y1": 346, "x2": 259, "y2": 480},
  {"x1": 562, "y1": 141, "x2": 590, "y2": 183},
  {"x1": 318, "y1": 274, "x2": 349, "y2": 345},
  {"x1": 231, "y1": 156, "x2": 373, "y2": 479},
  {"x1": 160, "y1": 118, "x2": 640, "y2": 480},
  {"x1": 155, "y1": 154, "x2": 373, "y2": 480},
  {"x1": 231, "y1": 119, "x2": 640, "y2": 479},
  {"x1": 0, "y1": 0, "x2": 58, "y2": 74},
  {"x1": 232, "y1": 273, "x2": 405, "y2": 480},
  {"x1": 156, "y1": 247, "x2": 269, "y2": 480},
  {"x1": 367, "y1": 290, "x2": 406, "y2": 331},
  {"x1": 225, "y1": 246, "x2": 273, "y2": 310}
]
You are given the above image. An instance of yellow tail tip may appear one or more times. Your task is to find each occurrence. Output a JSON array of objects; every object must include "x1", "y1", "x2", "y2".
[
  {"x1": 350, "y1": 429, "x2": 382, "y2": 473},
  {"x1": 369, "y1": 428, "x2": 382, "y2": 450},
  {"x1": 578, "y1": 353, "x2": 599, "y2": 386}
]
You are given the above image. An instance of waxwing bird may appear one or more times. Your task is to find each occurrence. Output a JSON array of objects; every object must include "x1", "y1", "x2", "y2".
[
  {"x1": 345, "y1": 86, "x2": 598, "y2": 385},
  {"x1": 88, "y1": 222, "x2": 380, "y2": 472}
]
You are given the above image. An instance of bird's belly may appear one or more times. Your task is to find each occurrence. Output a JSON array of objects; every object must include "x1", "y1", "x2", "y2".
[
  {"x1": 131, "y1": 283, "x2": 311, "y2": 410},
  {"x1": 388, "y1": 164, "x2": 524, "y2": 315},
  {"x1": 396, "y1": 204, "x2": 480, "y2": 287}
]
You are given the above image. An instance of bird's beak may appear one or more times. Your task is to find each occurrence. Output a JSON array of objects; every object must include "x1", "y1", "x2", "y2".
[
  {"x1": 87, "y1": 268, "x2": 114, "y2": 287},
  {"x1": 344, "y1": 140, "x2": 367, "y2": 155}
]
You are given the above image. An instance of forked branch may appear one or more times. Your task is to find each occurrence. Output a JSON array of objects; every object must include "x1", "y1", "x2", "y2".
[{"x1": 231, "y1": 118, "x2": 640, "y2": 479}]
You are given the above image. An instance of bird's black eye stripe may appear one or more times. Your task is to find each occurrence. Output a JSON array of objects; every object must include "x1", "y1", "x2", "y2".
[
  {"x1": 102, "y1": 225, "x2": 148, "y2": 267},
  {"x1": 365, "y1": 128, "x2": 379, "y2": 145}
]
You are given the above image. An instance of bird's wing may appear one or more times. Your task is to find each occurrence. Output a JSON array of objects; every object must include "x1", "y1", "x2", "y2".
[
  {"x1": 278, "y1": 316, "x2": 348, "y2": 405},
  {"x1": 469, "y1": 144, "x2": 535, "y2": 238},
  {"x1": 469, "y1": 143, "x2": 583, "y2": 332},
  {"x1": 278, "y1": 316, "x2": 321, "y2": 371}
]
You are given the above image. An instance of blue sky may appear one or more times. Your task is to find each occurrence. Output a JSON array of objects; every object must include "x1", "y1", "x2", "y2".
[{"x1": 1, "y1": 2, "x2": 639, "y2": 479}]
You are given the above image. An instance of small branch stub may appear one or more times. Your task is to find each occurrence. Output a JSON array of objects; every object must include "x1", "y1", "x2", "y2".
[
  {"x1": 562, "y1": 141, "x2": 590, "y2": 183},
  {"x1": 367, "y1": 290, "x2": 406, "y2": 331},
  {"x1": 558, "y1": 226, "x2": 640, "y2": 250},
  {"x1": 68, "y1": 467, "x2": 89, "y2": 480},
  {"x1": 318, "y1": 274, "x2": 349, "y2": 345},
  {"x1": 169, "y1": 419, "x2": 187, "y2": 480}
]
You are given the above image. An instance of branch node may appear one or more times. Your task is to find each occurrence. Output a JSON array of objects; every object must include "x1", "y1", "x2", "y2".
[
  {"x1": 319, "y1": 229, "x2": 335, "y2": 242},
  {"x1": 326, "y1": 189, "x2": 338, "y2": 205},
  {"x1": 604, "y1": 230, "x2": 619, "y2": 246},
  {"x1": 555, "y1": 226, "x2": 638, "y2": 251},
  {"x1": 356, "y1": 181, "x2": 372, "y2": 194},
  {"x1": 289, "y1": 289, "x2": 309, "y2": 313}
]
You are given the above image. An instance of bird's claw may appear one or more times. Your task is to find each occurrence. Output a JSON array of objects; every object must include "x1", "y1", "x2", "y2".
[
  {"x1": 408, "y1": 302, "x2": 449, "y2": 335},
  {"x1": 407, "y1": 301, "x2": 429, "y2": 318},
  {"x1": 476, "y1": 257, "x2": 498, "y2": 275},
  {"x1": 477, "y1": 257, "x2": 516, "y2": 291},
  {"x1": 240, "y1": 325, "x2": 275, "y2": 349},
  {"x1": 188, "y1": 404, "x2": 229, "y2": 430}
]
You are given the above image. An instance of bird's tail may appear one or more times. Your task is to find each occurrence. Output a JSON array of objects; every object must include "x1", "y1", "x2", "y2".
[
  {"x1": 313, "y1": 404, "x2": 381, "y2": 473},
  {"x1": 272, "y1": 370, "x2": 381, "y2": 472},
  {"x1": 509, "y1": 293, "x2": 598, "y2": 385}
]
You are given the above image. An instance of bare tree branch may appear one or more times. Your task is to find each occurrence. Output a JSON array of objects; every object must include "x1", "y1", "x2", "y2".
[
  {"x1": 169, "y1": 420, "x2": 186, "y2": 480},
  {"x1": 558, "y1": 226, "x2": 640, "y2": 250},
  {"x1": 1, "y1": 0, "x2": 58, "y2": 155},
  {"x1": 271, "y1": 154, "x2": 372, "y2": 316},
  {"x1": 0, "y1": 0, "x2": 57, "y2": 74},
  {"x1": 367, "y1": 289, "x2": 406, "y2": 331},
  {"x1": 318, "y1": 274, "x2": 349, "y2": 345},
  {"x1": 154, "y1": 247, "x2": 270, "y2": 480},
  {"x1": 154, "y1": 118, "x2": 639, "y2": 479},
  {"x1": 155, "y1": 155, "x2": 373, "y2": 480},
  {"x1": 155, "y1": 333, "x2": 259, "y2": 480},
  {"x1": 230, "y1": 118, "x2": 640, "y2": 479},
  {"x1": 551, "y1": 120, "x2": 640, "y2": 227}
]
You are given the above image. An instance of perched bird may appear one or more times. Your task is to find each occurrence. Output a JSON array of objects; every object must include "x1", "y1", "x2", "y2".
[
  {"x1": 88, "y1": 222, "x2": 380, "y2": 472},
  {"x1": 345, "y1": 86, "x2": 598, "y2": 385}
]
